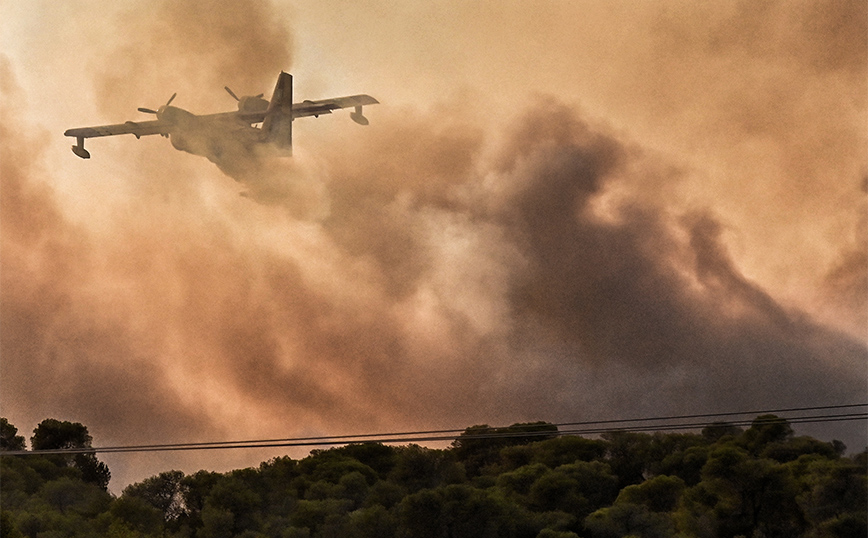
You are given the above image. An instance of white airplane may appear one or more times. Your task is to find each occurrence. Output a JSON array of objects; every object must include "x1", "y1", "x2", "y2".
[{"x1": 64, "y1": 72, "x2": 378, "y2": 160}]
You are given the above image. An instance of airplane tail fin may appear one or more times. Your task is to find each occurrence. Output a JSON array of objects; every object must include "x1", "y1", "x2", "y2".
[{"x1": 262, "y1": 72, "x2": 293, "y2": 152}]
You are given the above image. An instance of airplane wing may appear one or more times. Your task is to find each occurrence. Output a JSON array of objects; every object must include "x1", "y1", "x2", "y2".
[
  {"x1": 64, "y1": 119, "x2": 166, "y2": 140},
  {"x1": 292, "y1": 95, "x2": 379, "y2": 119}
]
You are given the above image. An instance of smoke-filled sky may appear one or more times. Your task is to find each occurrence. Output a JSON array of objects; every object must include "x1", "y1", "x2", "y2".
[{"x1": 1, "y1": 0, "x2": 866, "y2": 491}]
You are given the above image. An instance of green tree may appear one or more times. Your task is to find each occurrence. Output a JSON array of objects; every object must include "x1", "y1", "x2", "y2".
[
  {"x1": 123, "y1": 470, "x2": 186, "y2": 523},
  {"x1": 531, "y1": 436, "x2": 608, "y2": 468},
  {"x1": 389, "y1": 444, "x2": 465, "y2": 492},
  {"x1": 761, "y1": 436, "x2": 842, "y2": 463},
  {"x1": 0, "y1": 455, "x2": 44, "y2": 507},
  {"x1": 363, "y1": 479, "x2": 406, "y2": 509},
  {"x1": 39, "y1": 476, "x2": 111, "y2": 517},
  {"x1": 652, "y1": 445, "x2": 709, "y2": 486},
  {"x1": 1, "y1": 418, "x2": 26, "y2": 451},
  {"x1": 30, "y1": 419, "x2": 93, "y2": 451},
  {"x1": 30, "y1": 419, "x2": 111, "y2": 490},
  {"x1": 0, "y1": 510, "x2": 23, "y2": 538},
  {"x1": 585, "y1": 475, "x2": 684, "y2": 537},
  {"x1": 330, "y1": 443, "x2": 397, "y2": 478},
  {"x1": 453, "y1": 422, "x2": 559, "y2": 476},
  {"x1": 3, "y1": 419, "x2": 864, "y2": 538},
  {"x1": 318, "y1": 512, "x2": 352, "y2": 538},
  {"x1": 395, "y1": 486, "x2": 442, "y2": 538},
  {"x1": 527, "y1": 461, "x2": 618, "y2": 520},
  {"x1": 397, "y1": 484, "x2": 525, "y2": 538},
  {"x1": 585, "y1": 503, "x2": 675, "y2": 538},
  {"x1": 536, "y1": 530, "x2": 579, "y2": 538},
  {"x1": 288, "y1": 498, "x2": 353, "y2": 533},
  {"x1": 673, "y1": 481, "x2": 720, "y2": 538},
  {"x1": 794, "y1": 455, "x2": 867, "y2": 535},
  {"x1": 692, "y1": 444, "x2": 804, "y2": 537},
  {"x1": 75, "y1": 452, "x2": 113, "y2": 491},
  {"x1": 179, "y1": 470, "x2": 223, "y2": 530},
  {"x1": 615, "y1": 475, "x2": 685, "y2": 513},
  {"x1": 601, "y1": 431, "x2": 654, "y2": 488},
  {"x1": 200, "y1": 476, "x2": 262, "y2": 536},
  {"x1": 304, "y1": 478, "x2": 346, "y2": 502},
  {"x1": 199, "y1": 503, "x2": 235, "y2": 538},
  {"x1": 109, "y1": 495, "x2": 164, "y2": 535},
  {"x1": 338, "y1": 471, "x2": 369, "y2": 507},
  {"x1": 347, "y1": 504, "x2": 397, "y2": 537},
  {"x1": 701, "y1": 422, "x2": 743, "y2": 443},
  {"x1": 528, "y1": 468, "x2": 584, "y2": 513},
  {"x1": 501, "y1": 435, "x2": 608, "y2": 472},
  {"x1": 298, "y1": 450, "x2": 379, "y2": 486},
  {"x1": 497, "y1": 463, "x2": 550, "y2": 499},
  {"x1": 257, "y1": 456, "x2": 300, "y2": 512},
  {"x1": 742, "y1": 415, "x2": 794, "y2": 454}
]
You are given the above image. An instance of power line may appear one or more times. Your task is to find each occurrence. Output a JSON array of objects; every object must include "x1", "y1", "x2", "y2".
[
  {"x1": 36, "y1": 402, "x2": 868, "y2": 452},
  {"x1": 2, "y1": 403, "x2": 864, "y2": 457},
  {"x1": 555, "y1": 403, "x2": 868, "y2": 428}
]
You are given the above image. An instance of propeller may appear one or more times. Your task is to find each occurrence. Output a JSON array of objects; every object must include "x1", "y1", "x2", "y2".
[
  {"x1": 225, "y1": 86, "x2": 264, "y2": 101},
  {"x1": 138, "y1": 93, "x2": 177, "y2": 115}
]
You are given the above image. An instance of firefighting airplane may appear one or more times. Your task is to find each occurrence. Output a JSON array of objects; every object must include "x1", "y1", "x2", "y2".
[{"x1": 64, "y1": 72, "x2": 377, "y2": 159}]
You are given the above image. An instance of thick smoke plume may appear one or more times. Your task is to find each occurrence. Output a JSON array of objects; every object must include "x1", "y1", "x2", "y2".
[{"x1": 1, "y1": 0, "x2": 865, "y2": 490}]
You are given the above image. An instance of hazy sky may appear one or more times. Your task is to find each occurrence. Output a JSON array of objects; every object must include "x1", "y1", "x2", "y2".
[{"x1": 1, "y1": 0, "x2": 865, "y2": 491}]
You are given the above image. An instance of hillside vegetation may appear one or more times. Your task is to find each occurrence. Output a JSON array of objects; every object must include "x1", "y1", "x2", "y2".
[{"x1": 1, "y1": 416, "x2": 865, "y2": 538}]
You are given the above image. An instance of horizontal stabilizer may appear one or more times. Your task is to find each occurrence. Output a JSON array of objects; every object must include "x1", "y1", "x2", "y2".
[{"x1": 292, "y1": 94, "x2": 379, "y2": 119}]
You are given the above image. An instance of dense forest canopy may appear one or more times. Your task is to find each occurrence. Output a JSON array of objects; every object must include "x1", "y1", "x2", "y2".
[{"x1": 1, "y1": 416, "x2": 865, "y2": 538}]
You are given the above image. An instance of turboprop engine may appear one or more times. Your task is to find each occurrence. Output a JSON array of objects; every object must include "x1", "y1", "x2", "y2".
[{"x1": 225, "y1": 86, "x2": 269, "y2": 113}]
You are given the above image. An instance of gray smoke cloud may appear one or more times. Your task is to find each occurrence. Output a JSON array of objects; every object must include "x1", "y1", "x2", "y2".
[{"x1": 1, "y1": 0, "x2": 865, "y2": 491}]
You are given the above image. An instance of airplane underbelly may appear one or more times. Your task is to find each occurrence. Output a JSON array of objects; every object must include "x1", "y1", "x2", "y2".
[
  {"x1": 169, "y1": 132, "x2": 194, "y2": 154},
  {"x1": 170, "y1": 129, "x2": 253, "y2": 159},
  {"x1": 169, "y1": 128, "x2": 271, "y2": 183}
]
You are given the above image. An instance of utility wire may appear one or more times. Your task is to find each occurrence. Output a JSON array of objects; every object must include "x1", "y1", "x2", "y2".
[
  {"x1": 2, "y1": 403, "x2": 864, "y2": 457},
  {"x1": 19, "y1": 402, "x2": 864, "y2": 452}
]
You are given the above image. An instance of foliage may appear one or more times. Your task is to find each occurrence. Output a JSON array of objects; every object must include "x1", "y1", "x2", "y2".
[
  {"x1": 29, "y1": 418, "x2": 111, "y2": 490},
  {"x1": 1, "y1": 418, "x2": 26, "y2": 451},
  {"x1": 1, "y1": 416, "x2": 864, "y2": 538},
  {"x1": 452, "y1": 422, "x2": 559, "y2": 476},
  {"x1": 122, "y1": 469, "x2": 186, "y2": 522}
]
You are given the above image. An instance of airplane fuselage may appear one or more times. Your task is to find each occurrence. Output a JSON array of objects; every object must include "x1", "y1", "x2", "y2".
[{"x1": 154, "y1": 106, "x2": 265, "y2": 161}]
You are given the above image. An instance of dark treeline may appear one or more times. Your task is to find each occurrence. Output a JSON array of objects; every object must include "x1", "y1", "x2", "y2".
[{"x1": 1, "y1": 416, "x2": 865, "y2": 538}]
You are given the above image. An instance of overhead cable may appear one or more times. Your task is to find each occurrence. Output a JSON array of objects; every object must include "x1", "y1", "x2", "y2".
[{"x1": 2, "y1": 403, "x2": 864, "y2": 456}]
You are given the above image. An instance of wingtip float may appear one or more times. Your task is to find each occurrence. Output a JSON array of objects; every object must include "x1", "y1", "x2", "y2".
[{"x1": 64, "y1": 72, "x2": 378, "y2": 160}]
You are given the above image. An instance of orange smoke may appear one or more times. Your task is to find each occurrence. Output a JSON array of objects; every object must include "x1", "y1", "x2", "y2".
[{"x1": 1, "y1": 0, "x2": 864, "y2": 491}]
